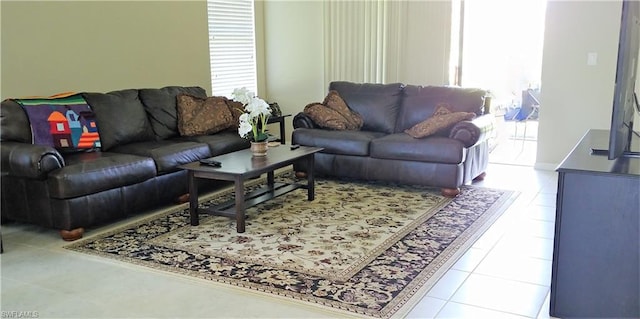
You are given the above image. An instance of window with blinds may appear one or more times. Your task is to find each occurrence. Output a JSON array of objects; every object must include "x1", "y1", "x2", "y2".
[{"x1": 207, "y1": 0, "x2": 257, "y2": 97}]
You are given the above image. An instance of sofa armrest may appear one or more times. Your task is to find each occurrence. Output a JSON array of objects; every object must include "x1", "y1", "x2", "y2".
[
  {"x1": 293, "y1": 112, "x2": 319, "y2": 129},
  {"x1": 449, "y1": 114, "x2": 495, "y2": 148},
  {"x1": 1, "y1": 142, "x2": 65, "y2": 179}
]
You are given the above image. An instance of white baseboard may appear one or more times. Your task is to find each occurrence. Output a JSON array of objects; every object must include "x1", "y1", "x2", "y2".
[{"x1": 534, "y1": 162, "x2": 558, "y2": 171}]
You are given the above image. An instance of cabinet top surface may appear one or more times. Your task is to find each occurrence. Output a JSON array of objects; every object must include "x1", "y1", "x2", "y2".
[{"x1": 557, "y1": 129, "x2": 640, "y2": 176}]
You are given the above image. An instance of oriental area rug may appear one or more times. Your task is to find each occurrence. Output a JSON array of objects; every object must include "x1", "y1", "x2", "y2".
[{"x1": 65, "y1": 171, "x2": 517, "y2": 318}]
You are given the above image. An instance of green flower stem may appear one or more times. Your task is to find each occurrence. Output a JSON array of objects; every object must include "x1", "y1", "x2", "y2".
[
  {"x1": 260, "y1": 115, "x2": 270, "y2": 135},
  {"x1": 251, "y1": 117, "x2": 259, "y2": 141}
]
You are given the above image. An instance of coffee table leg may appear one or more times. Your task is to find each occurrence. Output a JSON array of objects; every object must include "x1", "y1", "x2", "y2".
[
  {"x1": 188, "y1": 171, "x2": 199, "y2": 226},
  {"x1": 307, "y1": 155, "x2": 315, "y2": 201},
  {"x1": 279, "y1": 119, "x2": 286, "y2": 144},
  {"x1": 234, "y1": 177, "x2": 246, "y2": 233},
  {"x1": 267, "y1": 171, "x2": 275, "y2": 188}
]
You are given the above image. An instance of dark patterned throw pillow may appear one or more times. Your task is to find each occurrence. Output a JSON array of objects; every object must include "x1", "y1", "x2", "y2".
[
  {"x1": 302, "y1": 91, "x2": 363, "y2": 131},
  {"x1": 323, "y1": 90, "x2": 363, "y2": 130},
  {"x1": 176, "y1": 94, "x2": 234, "y2": 137},
  {"x1": 303, "y1": 102, "x2": 349, "y2": 130},
  {"x1": 405, "y1": 104, "x2": 476, "y2": 138}
]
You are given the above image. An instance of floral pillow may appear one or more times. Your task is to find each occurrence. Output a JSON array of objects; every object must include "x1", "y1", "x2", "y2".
[
  {"x1": 405, "y1": 104, "x2": 476, "y2": 138},
  {"x1": 176, "y1": 94, "x2": 234, "y2": 136}
]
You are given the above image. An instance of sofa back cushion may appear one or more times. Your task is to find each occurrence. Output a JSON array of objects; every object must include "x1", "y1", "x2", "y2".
[
  {"x1": 395, "y1": 85, "x2": 487, "y2": 133},
  {"x1": 0, "y1": 99, "x2": 34, "y2": 143},
  {"x1": 329, "y1": 81, "x2": 404, "y2": 134},
  {"x1": 83, "y1": 89, "x2": 155, "y2": 151},
  {"x1": 139, "y1": 86, "x2": 208, "y2": 139}
]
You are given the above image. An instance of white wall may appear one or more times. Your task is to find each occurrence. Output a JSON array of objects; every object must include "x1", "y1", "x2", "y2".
[
  {"x1": 536, "y1": 1, "x2": 621, "y2": 169},
  {"x1": 1, "y1": 1, "x2": 211, "y2": 98},
  {"x1": 262, "y1": 1, "x2": 325, "y2": 138}
]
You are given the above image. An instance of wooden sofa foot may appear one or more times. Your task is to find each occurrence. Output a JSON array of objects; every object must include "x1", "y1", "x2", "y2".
[
  {"x1": 295, "y1": 171, "x2": 307, "y2": 178},
  {"x1": 441, "y1": 188, "x2": 460, "y2": 198},
  {"x1": 60, "y1": 228, "x2": 85, "y2": 241},
  {"x1": 176, "y1": 193, "x2": 190, "y2": 204},
  {"x1": 473, "y1": 172, "x2": 487, "y2": 182}
]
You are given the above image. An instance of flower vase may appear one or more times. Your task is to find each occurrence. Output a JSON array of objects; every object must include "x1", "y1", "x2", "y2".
[{"x1": 250, "y1": 141, "x2": 268, "y2": 157}]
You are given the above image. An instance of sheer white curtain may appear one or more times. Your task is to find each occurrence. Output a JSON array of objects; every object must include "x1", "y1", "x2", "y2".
[{"x1": 323, "y1": 1, "x2": 406, "y2": 84}]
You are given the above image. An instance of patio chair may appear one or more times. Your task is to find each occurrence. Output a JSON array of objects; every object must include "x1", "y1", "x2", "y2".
[{"x1": 511, "y1": 88, "x2": 540, "y2": 141}]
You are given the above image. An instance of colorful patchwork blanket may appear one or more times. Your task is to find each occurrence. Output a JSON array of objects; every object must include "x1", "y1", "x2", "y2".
[{"x1": 14, "y1": 93, "x2": 101, "y2": 151}]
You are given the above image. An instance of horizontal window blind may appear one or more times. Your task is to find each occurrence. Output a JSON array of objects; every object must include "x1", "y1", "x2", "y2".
[{"x1": 208, "y1": 0, "x2": 257, "y2": 97}]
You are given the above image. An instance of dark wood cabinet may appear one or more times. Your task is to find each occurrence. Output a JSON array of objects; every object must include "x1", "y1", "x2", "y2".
[{"x1": 551, "y1": 129, "x2": 639, "y2": 318}]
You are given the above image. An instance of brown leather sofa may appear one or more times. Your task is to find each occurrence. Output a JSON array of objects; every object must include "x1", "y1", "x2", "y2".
[
  {"x1": 0, "y1": 86, "x2": 249, "y2": 240},
  {"x1": 292, "y1": 81, "x2": 494, "y2": 197}
]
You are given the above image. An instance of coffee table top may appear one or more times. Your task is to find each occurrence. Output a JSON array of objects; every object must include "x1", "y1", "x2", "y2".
[{"x1": 179, "y1": 144, "x2": 323, "y2": 178}]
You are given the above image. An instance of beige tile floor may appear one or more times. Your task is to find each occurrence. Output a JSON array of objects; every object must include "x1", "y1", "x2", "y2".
[
  {"x1": 0, "y1": 162, "x2": 558, "y2": 319},
  {"x1": 488, "y1": 118, "x2": 539, "y2": 167}
]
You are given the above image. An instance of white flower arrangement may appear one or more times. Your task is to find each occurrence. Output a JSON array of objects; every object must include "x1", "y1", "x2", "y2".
[{"x1": 231, "y1": 87, "x2": 272, "y2": 142}]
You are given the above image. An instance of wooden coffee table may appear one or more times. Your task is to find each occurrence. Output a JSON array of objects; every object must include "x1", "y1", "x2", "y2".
[{"x1": 178, "y1": 145, "x2": 323, "y2": 233}]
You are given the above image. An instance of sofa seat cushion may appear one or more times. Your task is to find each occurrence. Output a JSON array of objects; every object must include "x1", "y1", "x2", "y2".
[
  {"x1": 292, "y1": 128, "x2": 385, "y2": 156},
  {"x1": 48, "y1": 152, "x2": 156, "y2": 199},
  {"x1": 111, "y1": 141, "x2": 210, "y2": 174},
  {"x1": 172, "y1": 131, "x2": 250, "y2": 156},
  {"x1": 370, "y1": 133, "x2": 466, "y2": 164}
]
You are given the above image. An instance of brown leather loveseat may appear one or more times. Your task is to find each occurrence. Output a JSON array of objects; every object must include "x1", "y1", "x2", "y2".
[{"x1": 292, "y1": 81, "x2": 494, "y2": 197}]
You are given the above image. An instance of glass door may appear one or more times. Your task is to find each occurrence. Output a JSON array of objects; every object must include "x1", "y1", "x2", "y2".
[{"x1": 455, "y1": 0, "x2": 547, "y2": 166}]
